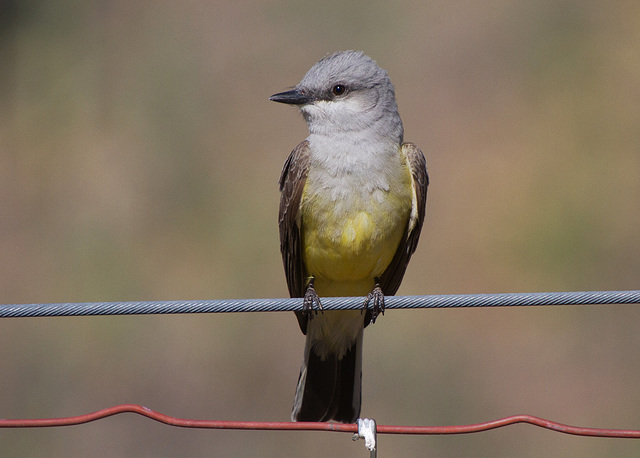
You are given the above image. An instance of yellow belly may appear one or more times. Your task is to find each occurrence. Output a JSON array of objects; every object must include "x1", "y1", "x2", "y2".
[{"x1": 300, "y1": 176, "x2": 412, "y2": 297}]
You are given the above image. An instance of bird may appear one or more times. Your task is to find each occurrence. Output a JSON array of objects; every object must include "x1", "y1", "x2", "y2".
[{"x1": 270, "y1": 50, "x2": 428, "y2": 423}]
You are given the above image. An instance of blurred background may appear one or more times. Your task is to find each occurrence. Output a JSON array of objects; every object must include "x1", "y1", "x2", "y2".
[{"x1": 1, "y1": 0, "x2": 639, "y2": 456}]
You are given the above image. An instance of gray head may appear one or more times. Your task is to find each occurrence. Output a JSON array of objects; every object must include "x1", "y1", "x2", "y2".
[{"x1": 270, "y1": 51, "x2": 403, "y2": 143}]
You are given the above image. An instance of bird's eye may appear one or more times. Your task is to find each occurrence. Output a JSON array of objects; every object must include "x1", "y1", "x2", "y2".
[{"x1": 332, "y1": 85, "x2": 346, "y2": 96}]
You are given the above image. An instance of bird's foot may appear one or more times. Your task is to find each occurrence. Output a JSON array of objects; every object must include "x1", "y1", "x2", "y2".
[
  {"x1": 303, "y1": 278, "x2": 323, "y2": 320},
  {"x1": 363, "y1": 279, "x2": 385, "y2": 324}
]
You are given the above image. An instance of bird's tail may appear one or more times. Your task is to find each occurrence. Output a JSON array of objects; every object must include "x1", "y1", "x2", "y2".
[{"x1": 291, "y1": 329, "x2": 363, "y2": 423}]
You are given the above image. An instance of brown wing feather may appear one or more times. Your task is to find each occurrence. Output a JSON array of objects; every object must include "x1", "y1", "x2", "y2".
[
  {"x1": 378, "y1": 142, "x2": 429, "y2": 295},
  {"x1": 278, "y1": 141, "x2": 311, "y2": 299}
]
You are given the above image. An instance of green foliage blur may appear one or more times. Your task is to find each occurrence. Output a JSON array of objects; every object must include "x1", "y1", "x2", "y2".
[{"x1": 1, "y1": 1, "x2": 638, "y2": 456}]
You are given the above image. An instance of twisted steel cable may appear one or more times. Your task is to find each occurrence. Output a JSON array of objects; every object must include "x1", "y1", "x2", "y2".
[{"x1": 1, "y1": 290, "x2": 639, "y2": 318}]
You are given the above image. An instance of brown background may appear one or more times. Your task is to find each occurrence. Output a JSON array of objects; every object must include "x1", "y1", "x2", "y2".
[{"x1": 1, "y1": 1, "x2": 639, "y2": 456}]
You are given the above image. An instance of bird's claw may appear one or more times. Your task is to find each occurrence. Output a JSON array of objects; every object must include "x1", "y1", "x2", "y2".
[
  {"x1": 363, "y1": 282, "x2": 385, "y2": 324},
  {"x1": 303, "y1": 282, "x2": 323, "y2": 320}
]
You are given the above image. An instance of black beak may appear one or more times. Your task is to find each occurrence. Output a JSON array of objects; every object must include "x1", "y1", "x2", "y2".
[{"x1": 269, "y1": 88, "x2": 312, "y2": 105}]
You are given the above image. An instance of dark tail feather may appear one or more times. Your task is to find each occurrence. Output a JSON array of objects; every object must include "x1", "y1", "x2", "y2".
[{"x1": 291, "y1": 330, "x2": 363, "y2": 423}]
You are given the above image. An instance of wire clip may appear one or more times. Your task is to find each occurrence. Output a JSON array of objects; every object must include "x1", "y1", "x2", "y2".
[{"x1": 355, "y1": 418, "x2": 377, "y2": 455}]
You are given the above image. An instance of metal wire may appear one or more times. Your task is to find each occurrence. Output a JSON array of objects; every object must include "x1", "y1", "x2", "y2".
[
  {"x1": 1, "y1": 290, "x2": 639, "y2": 318},
  {"x1": 2, "y1": 404, "x2": 640, "y2": 439},
  {"x1": 2, "y1": 293, "x2": 640, "y2": 443}
]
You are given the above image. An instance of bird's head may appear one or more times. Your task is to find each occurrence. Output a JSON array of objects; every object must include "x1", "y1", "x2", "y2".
[{"x1": 270, "y1": 51, "x2": 403, "y2": 142}]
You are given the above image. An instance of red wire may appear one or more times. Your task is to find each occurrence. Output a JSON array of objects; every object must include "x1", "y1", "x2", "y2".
[{"x1": 1, "y1": 404, "x2": 640, "y2": 438}]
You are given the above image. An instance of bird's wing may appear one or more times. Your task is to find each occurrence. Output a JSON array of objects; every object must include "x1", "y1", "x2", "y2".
[
  {"x1": 278, "y1": 140, "x2": 311, "y2": 300},
  {"x1": 379, "y1": 142, "x2": 429, "y2": 295}
]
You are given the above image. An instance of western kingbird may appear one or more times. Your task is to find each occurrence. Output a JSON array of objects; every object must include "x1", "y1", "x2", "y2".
[{"x1": 270, "y1": 51, "x2": 428, "y2": 423}]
